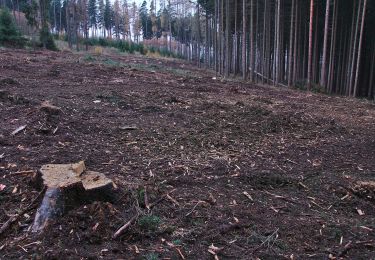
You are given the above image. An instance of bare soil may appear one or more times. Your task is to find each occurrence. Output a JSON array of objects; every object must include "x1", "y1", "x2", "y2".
[{"x1": 0, "y1": 49, "x2": 375, "y2": 259}]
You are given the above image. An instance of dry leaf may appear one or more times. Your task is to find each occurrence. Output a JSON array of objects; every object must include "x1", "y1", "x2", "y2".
[{"x1": 0, "y1": 184, "x2": 6, "y2": 191}]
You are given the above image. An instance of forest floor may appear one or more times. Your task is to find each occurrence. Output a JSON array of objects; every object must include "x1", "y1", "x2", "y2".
[{"x1": 0, "y1": 49, "x2": 375, "y2": 260}]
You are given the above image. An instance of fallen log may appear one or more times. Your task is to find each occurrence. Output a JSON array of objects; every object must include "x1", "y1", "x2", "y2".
[{"x1": 31, "y1": 161, "x2": 114, "y2": 233}]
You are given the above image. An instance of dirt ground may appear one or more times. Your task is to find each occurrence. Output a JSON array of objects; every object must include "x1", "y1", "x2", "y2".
[{"x1": 0, "y1": 49, "x2": 374, "y2": 260}]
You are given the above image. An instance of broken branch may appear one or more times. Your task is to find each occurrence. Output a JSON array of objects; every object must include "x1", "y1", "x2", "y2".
[
  {"x1": 0, "y1": 187, "x2": 46, "y2": 236},
  {"x1": 113, "y1": 214, "x2": 139, "y2": 239}
]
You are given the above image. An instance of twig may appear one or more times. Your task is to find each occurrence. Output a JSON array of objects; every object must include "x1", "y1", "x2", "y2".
[
  {"x1": 148, "y1": 189, "x2": 176, "y2": 209},
  {"x1": 286, "y1": 159, "x2": 298, "y2": 165},
  {"x1": 175, "y1": 247, "x2": 185, "y2": 260},
  {"x1": 251, "y1": 228, "x2": 279, "y2": 253},
  {"x1": 9, "y1": 170, "x2": 36, "y2": 176},
  {"x1": 11, "y1": 125, "x2": 27, "y2": 136},
  {"x1": 0, "y1": 187, "x2": 46, "y2": 236},
  {"x1": 112, "y1": 214, "x2": 139, "y2": 239},
  {"x1": 144, "y1": 186, "x2": 150, "y2": 210},
  {"x1": 243, "y1": 191, "x2": 254, "y2": 201},
  {"x1": 166, "y1": 194, "x2": 180, "y2": 206},
  {"x1": 165, "y1": 240, "x2": 186, "y2": 259},
  {"x1": 263, "y1": 190, "x2": 297, "y2": 204},
  {"x1": 113, "y1": 189, "x2": 176, "y2": 239},
  {"x1": 18, "y1": 245, "x2": 28, "y2": 253},
  {"x1": 185, "y1": 200, "x2": 205, "y2": 217}
]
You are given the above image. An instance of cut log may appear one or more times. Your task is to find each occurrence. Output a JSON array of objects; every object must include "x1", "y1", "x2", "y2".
[{"x1": 31, "y1": 161, "x2": 114, "y2": 233}]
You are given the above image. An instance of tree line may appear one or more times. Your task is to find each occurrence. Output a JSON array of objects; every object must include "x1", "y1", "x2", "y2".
[
  {"x1": 0, "y1": 0, "x2": 374, "y2": 98},
  {"x1": 193, "y1": 0, "x2": 374, "y2": 98}
]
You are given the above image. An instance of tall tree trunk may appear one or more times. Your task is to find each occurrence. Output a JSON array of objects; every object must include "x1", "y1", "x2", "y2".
[
  {"x1": 204, "y1": 11, "x2": 210, "y2": 68},
  {"x1": 275, "y1": 0, "x2": 281, "y2": 86},
  {"x1": 312, "y1": 6, "x2": 319, "y2": 84},
  {"x1": 349, "y1": 0, "x2": 362, "y2": 96},
  {"x1": 262, "y1": 0, "x2": 267, "y2": 83},
  {"x1": 327, "y1": 0, "x2": 337, "y2": 93},
  {"x1": 307, "y1": 0, "x2": 314, "y2": 89},
  {"x1": 225, "y1": 0, "x2": 230, "y2": 77},
  {"x1": 353, "y1": 0, "x2": 367, "y2": 97},
  {"x1": 197, "y1": 4, "x2": 201, "y2": 68},
  {"x1": 215, "y1": 0, "x2": 219, "y2": 72},
  {"x1": 220, "y1": 0, "x2": 224, "y2": 74},
  {"x1": 345, "y1": 1, "x2": 357, "y2": 95},
  {"x1": 340, "y1": 29, "x2": 349, "y2": 95},
  {"x1": 292, "y1": 0, "x2": 298, "y2": 85},
  {"x1": 233, "y1": 0, "x2": 238, "y2": 74},
  {"x1": 255, "y1": 0, "x2": 259, "y2": 82},
  {"x1": 250, "y1": 0, "x2": 255, "y2": 82},
  {"x1": 368, "y1": 42, "x2": 375, "y2": 98},
  {"x1": 320, "y1": 0, "x2": 330, "y2": 88},
  {"x1": 288, "y1": 0, "x2": 295, "y2": 87}
]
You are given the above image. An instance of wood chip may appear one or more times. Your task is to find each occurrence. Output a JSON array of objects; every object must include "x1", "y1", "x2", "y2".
[
  {"x1": 11, "y1": 125, "x2": 27, "y2": 136},
  {"x1": 359, "y1": 226, "x2": 373, "y2": 231},
  {"x1": 357, "y1": 209, "x2": 365, "y2": 216},
  {"x1": 243, "y1": 191, "x2": 254, "y2": 201}
]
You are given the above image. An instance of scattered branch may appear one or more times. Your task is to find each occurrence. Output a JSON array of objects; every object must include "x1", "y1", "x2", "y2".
[{"x1": 0, "y1": 187, "x2": 46, "y2": 236}]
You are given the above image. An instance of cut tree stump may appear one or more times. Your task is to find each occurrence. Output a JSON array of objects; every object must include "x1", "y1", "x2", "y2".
[{"x1": 32, "y1": 161, "x2": 114, "y2": 233}]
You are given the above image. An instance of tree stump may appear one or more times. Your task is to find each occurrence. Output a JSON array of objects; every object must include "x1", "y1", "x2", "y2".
[{"x1": 32, "y1": 161, "x2": 114, "y2": 233}]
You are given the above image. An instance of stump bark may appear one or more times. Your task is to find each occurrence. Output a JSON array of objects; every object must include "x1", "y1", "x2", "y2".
[{"x1": 32, "y1": 161, "x2": 114, "y2": 233}]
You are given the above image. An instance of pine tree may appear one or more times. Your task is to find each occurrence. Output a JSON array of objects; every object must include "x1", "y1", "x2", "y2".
[
  {"x1": 131, "y1": 2, "x2": 140, "y2": 42},
  {"x1": 113, "y1": 0, "x2": 121, "y2": 39},
  {"x1": 0, "y1": 8, "x2": 26, "y2": 47},
  {"x1": 150, "y1": 0, "x2": 157, "y2": 37},
  {"x1": 98, "y1": 0, "x2": 105, "y2": 36},
  {"x1": 88, "y1": 0, "x2": 97, "y2": 36},
  {"x1": 139, "y1": 0, "x2": 150, "y2": 39},
  {"x1": 104, "y1": 0, "x2": 112, "y2": 38},
  {"x1": 122, "y1": 0, "x2": 130, "y2": 40}
]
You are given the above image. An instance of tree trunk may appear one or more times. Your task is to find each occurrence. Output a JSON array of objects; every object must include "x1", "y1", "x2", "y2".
[
  {"x1": 249, "y1": 0, "x2": 255, "y2": 82},
  {"x1": 292, "y1": 0, "x2": 298, "y2": 85},
  {"x1": 233, "y1": 0, "x2": 238, "y2": 75},
  {"x1": 320, "y1": 0, "x2": 330, "y2": 88},
  {"x1": 288, "y1": 0, "x2": 295, "y2": 87},
  {"x1": 255, "y1": 0, "x2": 259, "y2": 82},
  {"x1": 225, "y1": 0, "x2": 230, "y2": 77},
  {"x1": 262, "y1": 0, "x2": 267, "y2": 83},
  {"x1": 327, "y1": 0, "x2": 337, "y2": 93},
  {"x1": 197, "y1": 4, "x2": 201, "y2": 68},
  {"x1": 368, "y1": 42, "x2": 375, "y2": 99},
  {"x1": 205, "y1": 12, "x2": 209, "y2": 68},
  {"x1": 307, "y1": 0, "x2": 314, "y2": 89},
  {"x1": 353, "y1": 0, "x2": 367, "y2": 97},
  {"x1": 345, "y1": 1, "x2": 357, "y2": 95},
  {"x1": 312, "y1": 6, "x2": 319, "y2": 84},
  {"x1": 349, "y1": 0, "x2": 362, "y2": 96},
  {"x1": 220, "y1": 0, "x2": 224, "y2": 74},
  {"x1": 275, "y1": 0, "x2": 280, "y2": 86}
]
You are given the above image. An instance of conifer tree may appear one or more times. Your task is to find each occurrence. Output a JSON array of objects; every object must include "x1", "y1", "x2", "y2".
[
  {"x1": 0, "y1": 8, "x2": 26, "y2": 47},
  {"x1": 104, "y1": 0, "x2": 112, "y2": 38},
  {"x1": 88, "y1": 0, "x2": 97, "y2": 36},
  {"x1": 98, "y1": 0, "x2": 105, "y2": 36}
]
